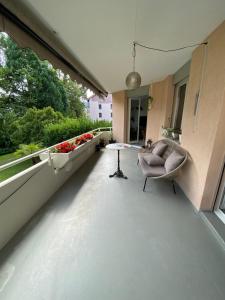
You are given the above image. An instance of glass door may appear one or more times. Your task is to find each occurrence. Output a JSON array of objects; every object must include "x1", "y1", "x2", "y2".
[
  {"x1": 128, "y1": 98, "x2": 140, "y2": 143},
  {"x1": 138, "y1": 98, "x2": 148, "y2": 143},
  {"x1": 128, "y1": 97, "x2": 148, "y2": 144},
  {"x1": 214, "y1": 163, "x2": 225, "y2": 224}
]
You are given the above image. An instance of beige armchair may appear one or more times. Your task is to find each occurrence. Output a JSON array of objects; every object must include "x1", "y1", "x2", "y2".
[{"x1": 138, "y1": 139, "x2": 188, "y2": 192}]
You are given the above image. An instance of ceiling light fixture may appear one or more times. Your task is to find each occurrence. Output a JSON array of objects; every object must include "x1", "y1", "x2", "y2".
[{"x1": 125, "y1": 42, "x2": 141, "y2": 90}]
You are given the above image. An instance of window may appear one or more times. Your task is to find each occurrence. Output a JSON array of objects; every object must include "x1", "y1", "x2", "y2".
[
  {"x1": 99, "y1": 104, "x2": 102, "y2": 109},
  {"x1": 99, "y1": 112, "x2": 102, "y2": 118},
  {"x1": 171, "y1": 79, "x2": 187, "y2": 131},
  {"x1": 111, "y1": 112, "x2": 112, "y2": 118},
  {"x1": 110, "y1": 104, "x2": 112, "y2": 109}
]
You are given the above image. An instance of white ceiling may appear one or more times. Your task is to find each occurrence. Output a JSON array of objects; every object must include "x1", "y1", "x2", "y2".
[{"x1": 21, "y1": 0, "x2": 225, "y2": 93}]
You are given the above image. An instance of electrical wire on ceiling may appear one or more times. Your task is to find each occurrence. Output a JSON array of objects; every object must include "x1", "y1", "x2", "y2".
[
  {"x1": 125, "y1": 0, "x2": 208, "y2": 90},
  {"x1": 134, "y1": 41, "x2": 208, "y2": 52}
]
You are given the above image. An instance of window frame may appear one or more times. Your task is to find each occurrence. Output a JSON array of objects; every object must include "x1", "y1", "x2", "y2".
[{"x1": 171, "y1": 78, "x2": 188, "y2": 131}]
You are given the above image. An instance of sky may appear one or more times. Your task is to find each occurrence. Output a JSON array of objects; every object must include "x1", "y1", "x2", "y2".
[{"x1": 86, "y1": 89, "x2": 94, "y2": 98}]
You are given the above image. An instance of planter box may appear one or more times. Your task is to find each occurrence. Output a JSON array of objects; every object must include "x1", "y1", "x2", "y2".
[{"x1": 39, "y1": 132, "x2": 102, "y2": 170}]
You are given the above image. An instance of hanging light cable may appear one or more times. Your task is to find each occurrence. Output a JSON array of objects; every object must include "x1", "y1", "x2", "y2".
[
  {"x1": 125, "y1": 35, "x2": 208, "y2": 90},
  {"x1": 126, "y1": 0, "x2": 142, "y2": 90},
  {"x1": 125, "y1": 0, "x2": 208, "y2": 90},
  {"x1": 125, "y1": 40, "x2": 208, "y2": 90},
  {"x1": 134, "y1": 41, "x2": 208, "y2": 52}
]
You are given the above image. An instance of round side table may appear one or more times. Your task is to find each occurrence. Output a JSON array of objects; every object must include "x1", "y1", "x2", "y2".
[{"x1": 106, "y1": 143, "x2": 128, "y2": 179}]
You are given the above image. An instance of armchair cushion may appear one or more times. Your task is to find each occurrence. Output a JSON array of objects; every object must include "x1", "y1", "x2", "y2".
[
  {"x1": 152, "y1": 142, "x2": 168, "y2": 156},
  {"x1": 165, "y1": 150, "x2": 185, "y2": 173},
  {"x1": 139, "y1": 156, "x2": 166, "y2": 177},
  {"x1": 143, "y1": 153, "x2": 165, "y2": 166}
]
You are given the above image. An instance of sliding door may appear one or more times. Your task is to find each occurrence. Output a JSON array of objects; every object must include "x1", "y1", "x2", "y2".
[
  {"x1": 214, "y1": 163, "x2": 225, "y2": 223},
  {"x1": 128, "y1": 98, "x2": 148, "y2": 144}
]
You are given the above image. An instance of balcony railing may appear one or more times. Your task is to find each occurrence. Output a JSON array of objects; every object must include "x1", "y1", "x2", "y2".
[
  {"x1": 0, "y1": 127, "x2": 112, "y2": 250},
  {"x1": 0, "y1": 127, "x2": 112, "y2": 173}
]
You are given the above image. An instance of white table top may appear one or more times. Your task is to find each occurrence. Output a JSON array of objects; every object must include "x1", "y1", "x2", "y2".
[
  {"x1": 106, "y1": 143, "x2": 128, "y2": 150},
  {"x1": 106, "y1": 143, "x2": 142, "y2": 150}
]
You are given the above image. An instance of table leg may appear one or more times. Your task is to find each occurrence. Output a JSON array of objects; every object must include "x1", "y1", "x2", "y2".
[{"x1": 109, "y1": 150, "x2": 128, "y2": 179}]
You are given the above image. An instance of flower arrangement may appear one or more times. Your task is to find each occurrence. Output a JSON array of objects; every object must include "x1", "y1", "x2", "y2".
[
  {"x1": 75, "y1": 133, "x2": 93, "y2": 146},
  {"x1": 83, "y1": 133, "x2": 94, "y2": 140},
  {"x1": 53, "y1": 133, "x2": 94, "y2": 153},
  {"x1": 54, "y1": 141, "x2": 77, "y2": 153}
]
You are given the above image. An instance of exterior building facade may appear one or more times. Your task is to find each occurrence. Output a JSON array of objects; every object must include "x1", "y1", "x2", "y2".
[{"x1": 84, "y1": 94, "x2": 112, "y2": 121}]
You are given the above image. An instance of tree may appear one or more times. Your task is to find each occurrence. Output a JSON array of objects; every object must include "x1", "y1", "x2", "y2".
[
  {"x1": 62, "y1": 74, "x2": 86, "y2": 118},
  {"x1": 0, "y1": 33, "x2": 68, "y2": 116},
  {"x1": 10, "y1": 107, "x2": 64, "y2": 145},
  {"x1": 0, "y1": 111, "x2": 16, "y2": 152},
  {"x1": 0, "y1": 33, "x2": 89, "y2": 152}
]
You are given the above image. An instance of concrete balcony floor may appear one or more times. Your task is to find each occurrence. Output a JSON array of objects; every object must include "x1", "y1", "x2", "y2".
[{"x1": 0, "y1": 149, "x2": 225, "y2": 300}]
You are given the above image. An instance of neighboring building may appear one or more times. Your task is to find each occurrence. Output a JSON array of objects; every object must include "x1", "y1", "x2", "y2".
[{"x1": 84, "y1": 94, "x2": 112, "y2": 121}]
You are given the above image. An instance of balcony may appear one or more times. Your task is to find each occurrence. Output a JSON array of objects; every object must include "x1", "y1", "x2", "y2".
[
  {"x1": 0, "y1": 1, "x2": 225, "y2": 299},
  {"x1": 0, "y1": 147, "x2": 225, "y2": 299}
]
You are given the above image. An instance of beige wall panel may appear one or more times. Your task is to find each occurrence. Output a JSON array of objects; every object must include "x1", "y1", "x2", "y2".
[
  {"x1": 178, "y1": 21, "x2": 225, "y2": 210},
  {"x1": 146, "y1": 76, "x2": 174, "y2": 142},
  {"x1": 112, "y1": 91, "x2": 127, "y2": 142}
]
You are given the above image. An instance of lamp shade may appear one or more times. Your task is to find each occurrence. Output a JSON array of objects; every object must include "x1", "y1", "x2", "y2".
[{"x1": 126, "y1": 71, "x2": 141, "y2": 90}]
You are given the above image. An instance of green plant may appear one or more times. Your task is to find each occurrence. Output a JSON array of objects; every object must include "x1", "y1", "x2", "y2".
[
  {"x1": 44, "y1": 118, "x2": 111, "y2": 146},
  {"x1": 10, "y1": 107, "x2": 64, "y2": 145},
  {"x1": 15, "y1": 143, "x2": 42, "y2": 164},
  {"x1": 162, "y1": 127, "x2": 181, "y2": 137}
]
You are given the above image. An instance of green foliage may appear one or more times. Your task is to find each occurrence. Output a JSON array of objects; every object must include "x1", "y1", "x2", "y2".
[
  {"x1": 0, "y1": 33, "x2": 110, "y2": 154},
  {"x1": 0, "y1": 152, "x2": 17, "y2": 165},
  {"x1": 10, "y1": 107, "x2": 64, "y2": 145},
  {"x1": 0, "y1": 34, "x2": 68, "y2": 115},
  {"x1": 15, "y1": 143, "x2": 42, "y2": 158},
  {"x1": 0, "y1": 159, "x2": 33, "y2": 182},
  {"x1": 44, "y1": 117, "x2": 112, "y2": 146},
  {"x1": 0, "y1": 33, "x2": 86, "y2": 117},
  {"x1": 62, "y1": 74, "x2": 86, "y2": 117},
  {"x1": 9, "y1": 106, "x2": 111, "y2": 147},
  {"x1": 0, "y1": 111, "x2": 16, "y2": 151}
]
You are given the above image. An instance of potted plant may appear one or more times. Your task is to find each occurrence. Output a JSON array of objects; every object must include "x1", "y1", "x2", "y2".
[
  {"x1": 99, "y1": 138, "x2": 106, "y2": 148},
  {"x1": 108, "y1": 133, "x2": 116, "y2": 144},
  {"x1": 15, "y1": 143, "x2": 42, "y2": 165},
  {"x1": 162, "y1": 127, "x2": 181, "y2": 141}
]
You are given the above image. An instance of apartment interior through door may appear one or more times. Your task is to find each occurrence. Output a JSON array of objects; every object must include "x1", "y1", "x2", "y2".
[{"x1": 128, "y1": 96, "x2": 148, "y2": 145}]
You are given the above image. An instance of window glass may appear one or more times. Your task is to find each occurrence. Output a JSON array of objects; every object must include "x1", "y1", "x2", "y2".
[{"x1": 171, "y1": 80, "x2": 187, "y2": 131}]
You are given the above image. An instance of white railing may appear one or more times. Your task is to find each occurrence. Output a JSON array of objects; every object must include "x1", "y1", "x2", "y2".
[{"x1": 0, "y1": 127, "x2": 112, "y2": 172}]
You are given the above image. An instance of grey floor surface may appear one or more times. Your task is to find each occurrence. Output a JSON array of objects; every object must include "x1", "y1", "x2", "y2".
[{"x1": 0, "y1": 150, "x2": 225, "y2": 300}]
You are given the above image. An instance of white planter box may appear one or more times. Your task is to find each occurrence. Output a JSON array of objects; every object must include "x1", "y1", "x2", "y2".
[{"x1": 39, "y1": 132, "x2": 102, "y2": 170}]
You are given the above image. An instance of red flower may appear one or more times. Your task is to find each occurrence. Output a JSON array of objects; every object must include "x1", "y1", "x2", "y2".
[
  {"x1": 54, "y1": 141, "x2": 77, "y2": 153},
  {"x1": 83, "y1": 133, "x2": 93, "y2": 140},
  {"x1": 75, "y1": 133, "x2": 93, "y2": 146}
]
